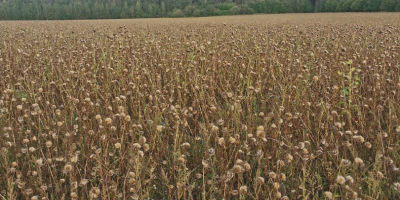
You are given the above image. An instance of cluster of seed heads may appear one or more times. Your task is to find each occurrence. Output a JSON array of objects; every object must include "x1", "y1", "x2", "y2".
[{"x1": 1, "y1": 14, "x2": 400, "y2": 199}]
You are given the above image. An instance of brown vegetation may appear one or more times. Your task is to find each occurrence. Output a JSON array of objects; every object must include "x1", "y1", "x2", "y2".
[{"x1": 1, "y1": 13, "x2": 400, "y2": 199}]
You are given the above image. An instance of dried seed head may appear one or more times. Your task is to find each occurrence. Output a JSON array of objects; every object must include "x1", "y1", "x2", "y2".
[
  {"x1": 269, "y1": 172, "x2": 277, "y2": 179},
  {"x1": 334, "y1": 122, "x2": 342, "y2": 128},
  {"x1": 243, "y1": 163, "x2": 251, "y2": 171},
  {"x1": 64, "y1": 164, "x2": 73, "y2": 172},
  {"x1": 232, "y1": 165, "x2": 244, "y2": 173},
  {"x1": 256, "y1": 176, "x2": 265, "y2": 184},
  {"x1": 70, "y1": 155, "x2": 78, "y2": 163},
  {"x1": 256, "y1": 130, "x2": 265, "y2": 137},
  {"x1": 341, "y1": 159, "x2": 352, "y2": 166},
  {"x1": 273, "y1": 182, "x2": 280, "y2": 189},
  {"x1": 138, "y1": 151, "x2": 144, "y2": 157},
  {"x1": 364, "y1": 142, "x2": 372, "y2": 148},
  {"x1": 178, "y1": 156, "x2": 185, "y2": 164},
  {"x1": 277, "y1": 160, "x2": 285, "y2": 167},
  {"x1": 393, "y1": 182, "x2": 400, "y2": 191},
  {"x1": 196, "y1": 173, "x2": 202, "y2": 179},
  {"x1": 139, "y1": 143, "x2": 147, "y2": 152},
  {"x1": 218, "y1": 137, "x2": 225, "y2": 146},
  {"x1": 46, "y1": 141, "x2": 52, "y2": 148},
  {"x1": 202, "y1": 160, "x2": 209, "y2": 168},
  {"x1": 239, "y1": 185, "x2": 247, "y2": 194},
  {"x1": 230, "y1": 190, "x2": 238, "y2": 195},
  {"x1": 286, "y1": 154, "x2": 293, "y2": 163},
  {"x1": 181, "y1": 142, "x2": 190, "y2": 149},
  {"x1": 336, "y1": 175, "x2": 346, "y2": 185},
  {"x1": 280, "y1": 173, "x2": 286, "y2": 181},
  {"x1": 346, "y1": 176, "x2": 354, "y2": 183},
  {"x1": 396, "y1": 126, "x2": 400, "y2": 133},
  {"x1": 324, "y1": 191, "x2": 333, "y2": 199},
  {"x1": 207, "y1": 148, "x2": 215, "y2": 156},
  {"x1": 275, "y1": 191, "x2": 282, "y2": 198},
  {"x1": 376, "y1": 171, "x2": 384, "y2": 179},
  {"x1": 71, "y1": 192, "x2": 77, "y2": 199},
  {"x1": 105, "y1": 118, "x2": 112, "y2": 125},
  {"x1": 115, "y1": 143, "x2": 121, "y2": 149},
  {"x1": 156, "y1": 125, "x2": 164, "y2": 132},
  {"x1": 80, "y1": 179, "x2": 89, "y2": 186},
  {"x1": 229, "y1": 137, "x2": 236, "y2": 144},
  {"x1": 133, "y1": 143, "x2": 141, "y2": 149},
  {"x1": 354, "y1": 157, "x2": 363, "y2": 165},
  {"x1": 95, "y1": 115, "x2": 102, "y2": 120},
  {"x1": 211, "y1": 124, "x2": 219, "y2": 133},
  {"x1": 353, "y1": 135, "x2": 364, "y2": 143}
]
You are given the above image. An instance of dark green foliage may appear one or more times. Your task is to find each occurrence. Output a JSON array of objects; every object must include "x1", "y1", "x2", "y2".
[{"x1": 0, "y1": 0, "x2": 398, "y2": 20}]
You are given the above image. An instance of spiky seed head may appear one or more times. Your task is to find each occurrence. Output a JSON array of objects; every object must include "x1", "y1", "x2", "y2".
[
  {"x1": 133, "y1": 143, "x2": 141, "y2": 149},
  {"x1": 346, "y1": 176, "x2": 354, "y2": 183},
  {"x1": 269, "y1": 172, "x2": 277, "y2": 179},
  {"x1": 354, "y1": 157, "x2": 363, "y2": 165},
  {"x1": 211, "y1": 124, "x2": 219, "y2": 133},
  {"x1": 105, "y1": 118, "x2": 112, "y2": 125},
  {"x1": 232, "y1": 165, "x2": 243, "y2": 173},
  {"x1": 243, "y1": 163, "x2": 251, "y2": 171},
  {"x1": 280, "y1": 173, "x2": 286, "y2": 181},
  {"x1": 46, "y1": 141, "x2": 52, "y2": 148},
  {"x1": 156, "y1": 125, "x2": 164, "y2": 132},
  {"x1": 336, "y1": 175, "x2": 346, "y2": 185},
  {"x1": 218, "y1": 137, "x2": 225, "y2": 146},
  {"x1": 256, "y1": 177, "x2": 265, "y2": 183},
  {"x1": 230, "y1": 190, "x2": 238, "y2": 195},
  {"x1": 239, "y1": 185, "x2": 247, "y2": 194},
  {"x1": 178, "y1": 156, "x2": 185, "y2": 164},
  {"x1": 273, "y1": 182, "x2": 280, "y2": 189},
  {"x1": 64, "y1": 164, "x2": 73, "y2": 172},
  {"x1": 324, "y1": 191, "x2": 333, "y2": 199}
]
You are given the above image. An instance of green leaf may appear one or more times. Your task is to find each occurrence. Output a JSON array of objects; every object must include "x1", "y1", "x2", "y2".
[{"x1": 340, "y1": 87, "x2": 349, "y2": 96}]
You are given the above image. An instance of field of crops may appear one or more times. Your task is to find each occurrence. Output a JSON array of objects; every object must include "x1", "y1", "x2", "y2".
[{"x1": 1, "y1": 13, "x2": 400, "y2": 199}]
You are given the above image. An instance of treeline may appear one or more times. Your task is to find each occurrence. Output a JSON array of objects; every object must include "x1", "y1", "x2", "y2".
[{"x1": 0, "y1": 0, "x2": 399, "y2": 20}]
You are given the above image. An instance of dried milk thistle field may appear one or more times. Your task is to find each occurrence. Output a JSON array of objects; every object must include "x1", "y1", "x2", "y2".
[{"x1": 1, "y1": 13, "x2": 400, "y2": 200}]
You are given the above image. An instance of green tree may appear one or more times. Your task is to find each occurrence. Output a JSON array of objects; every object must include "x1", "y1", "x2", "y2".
[
  {"x1": 161, "y1": 1, "x2": 166, "y2": 17},
  {"x1": 135, "y1": 0, "x2": 143, "y2": 17}
]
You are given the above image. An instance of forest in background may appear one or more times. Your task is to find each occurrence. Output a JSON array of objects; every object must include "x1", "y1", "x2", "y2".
[{"x1": 0, "y1": 0, "x2": 399, "y2": 20}]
